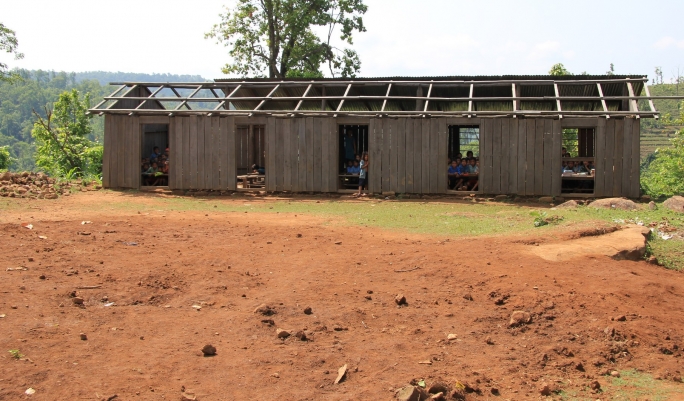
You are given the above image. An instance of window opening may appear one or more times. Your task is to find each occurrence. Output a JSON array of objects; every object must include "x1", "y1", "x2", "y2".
[
  {"x1": 561, "y1": 128, "x2": 595, "y2": 195},
  {"x1": 447, "y1": 126, "x2": 480, "y2": 192},
  {"x1": 338, "y1": 125, "x2": 368, "y2": 191},
  {"x1": 141, "y1": 124, "x2": 169, "y2": 186},
  {"x1": 236, "y1": 124, "x2": 266, "y2": 189}
]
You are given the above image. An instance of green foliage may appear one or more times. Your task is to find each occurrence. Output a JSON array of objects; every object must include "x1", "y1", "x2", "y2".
[
  {"x1": 8, "y1": 349, "x2": 23, "y2": 359},
  {"x1": 206, "y1": 0, "x2": 367, "y2": 78},
  {"x1": 0, "y1": 145, "x2": 13, "y2": 170},
  {"x1": 549, "y1": 63, "x2": 571, "y2": 76},
  {"x1": 562, "y1": 128, "x2": 579, "y2": 156},
  {"x1": 31, "y1": 89, "x2": 97, "y2": 177},
  {"x1": 0, "y1": 22, "x2": 24, "y2": 81},
  {"x1": 641, "y1": 129, "x2": 684, "y2": 198}
]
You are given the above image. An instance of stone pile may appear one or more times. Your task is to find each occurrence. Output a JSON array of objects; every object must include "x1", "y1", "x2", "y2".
[{"x1": 0, "y1": 171, "x2": 99, "y2": 199}]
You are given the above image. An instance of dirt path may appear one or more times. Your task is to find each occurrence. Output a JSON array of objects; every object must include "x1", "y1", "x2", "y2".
[{"x1": 1, "y1": 192, "x2": 683, "y2": 400}]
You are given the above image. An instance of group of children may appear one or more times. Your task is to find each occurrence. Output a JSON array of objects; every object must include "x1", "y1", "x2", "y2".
[
  {"x1": 448, "y1": 151, "x2": 479, "y2": 191},
  {"x1": 141, "y1": 146, "x2": 170, "y2": 186},
  {"x1": 339, "y1": 152, "x2": 369, "y2": 197}
]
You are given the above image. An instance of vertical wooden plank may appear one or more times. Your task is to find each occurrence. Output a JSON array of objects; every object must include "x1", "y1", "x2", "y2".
[
  {"x1": 542, "y1": 119, "x2": 553, "y2": 196},
  {"x1": 594, "y1": 118, "x2": 606, "y2": 197},
  {"x1": 313, "y1": 118, "x2": 323, "y2": 192},
  {"x1": 298, "y1": 119, "x2": 307, "y2": 192},
  {"x1": 122, "y1": 117, "x2": 132, "y2": 188},
  {"x1": 429, "y1": 118, "x2": 439, "y2": 193},
  {"x1": 116, "y1": 116, "x2": 125, "y2": 188},
  {"x1": 203, "y1": 117, "x2": 212, "y2": 190},
  {"x1": 390, "y1": 119, "x2": 399, "y2": 192},
  {"x1": 188, "y1": 116, "x2": 198, "y2": 189},
  {"x1": 482, "y1": 119, "x2": 493, "y2": 193},
  {"x1": 320, "y1": 118, "x2": 329, "y2": 192},
  {"x1": 621, "y1": 118, "x2": 633, "y2": 197},
  {"x1": 396, "y1": 119, "x2": 405, "y2": 193},
  {"x1": 266, "y1": 117, "x2": 277, "y2": 191},
  {"x1": 225, "y1": 117, "x2": 236, "y2": 190},
  {"x1": 367, "y1": 119, "x2": 376, "y2": 193},
  {"x1": 102, "y1": 115, "x2": 111, "y2": 188},
  {"x1": 534, "y1": 119, "x2": 544, "y2": 195},
  {"x1": 275, "y1": 118, "x2": 284, "y2": 191},
  {"x1": 217, "y1": 117, "x2": 226, "y2": 189},
  {"x1": 525, "y1": 119, "x2": 535, "y2": 196},
  {"x1": 630, "y1": 119, "x2": 641, "y2": 198},
  {"x1": 420, "y1": 119, "x2": 430, "y2": 194},
  {"x1": 197, "y1": 117, "x2": 206, "y2": 189},
  {"x1": 603, "y1": 119, "x2": 615, "y2": 195},
  {"x1": 181, "y1": 117, "x2": 190, "y2": 189},
  {"x1": 381, "y1": 119, "x2": 390, "y2": 192},
  {"x1": 613, "y1": 119, "x2": 624, "y2": 197},
  {"x1": 491, "y1": 119, "x2": 502, "y2": 194},
  {"x1": 167, "y1": 118, "x2": 176, "y2": 189},
  {"x1": 282, "y1": 119, "x2": 292, "y2": 191},
  {"x1": 305, "y1": 117, "x2": 314, "y2": 192},
  {"x1": 328, "y1": 118, "x2": 337, "y2": 192},
  {"x1": 211, "y1": 117, "x2": 220, "y2": 190},
  {"x1": 291, "y1": 119, "x2": 301, "y2": 192},
  {"x1": 508, "y1": 119, "x2": 518, "y2": 194},
  {"x1": 175, "y1": 117, "x2": 184, "y2": 189},
  {"x1": 517, "y1": 119, "x2": 526, "y2": 195},
  {"x1": 413, "y1": 119, "x2": 422, "y2": 193},
  {"x1": 405, "y1": 119, "x2": 414, "y2": 193},
  {"x1": 500, "y1": 118, "x2": 510, "y2": 194},
  {"x1": 551, "y1": 119, "x2": 562, "y2": 196},
  {"x1": 132, "y1": 116, "x2": 141, "y2": 189},
  {"x1": 437, "y1": 118, "x2": 448, "y2": 193}
]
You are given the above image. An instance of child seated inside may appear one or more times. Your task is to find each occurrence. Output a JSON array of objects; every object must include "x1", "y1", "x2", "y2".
[
  {"x1": 251, "y1": 164, "x2": 265, "y2": 175},
  {"x1": 455, "y1": 158, "x2": 470, "y2": 190},
  {"x1": 345, "y1": 160, "x2": 354, "y2": 174},
  {"x1": 448, "y1": 160, "x2": 460, "y2": 189},
  {"x1": 467, "y1": 157, "x2": 479, "y2": 190},
  {"x1": 349, "y1": 160, "x2": 361, "y2": 175},
  {"x1": 143, "y1": 162, "x2": 159, "y2": 185}
]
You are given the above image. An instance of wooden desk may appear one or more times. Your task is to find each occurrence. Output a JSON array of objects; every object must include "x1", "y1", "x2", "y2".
[
  {"x1": 238, "y1": 174, "x2": 265, "y2": 188},
  {"x1": 142, "y1": 173, "x2": 168, "y2": 185},
  {"x1": 339, "y1": 174, "x2": 359, "y2": 189}
]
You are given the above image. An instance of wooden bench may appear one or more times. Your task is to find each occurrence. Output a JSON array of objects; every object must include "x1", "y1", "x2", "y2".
[
  {"x1": 237, "y1": 174, "x2": 266, "y2": 189},
  {"x1": 338, "y1": 174, "x2": 360, "y2": 189}
]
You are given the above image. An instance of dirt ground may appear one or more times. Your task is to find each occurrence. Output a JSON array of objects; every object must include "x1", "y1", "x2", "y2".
[{"x1": 1, "y1": 191, "x2": 684, "y2": 401}]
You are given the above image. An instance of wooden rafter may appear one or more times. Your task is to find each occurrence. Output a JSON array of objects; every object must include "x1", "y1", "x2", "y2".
[
  {"x1": 336, "y1": 84, "x2": 352, "y2": 112},
  {"x1": 381, "y1": 83, "x2": 392, "y2": 112},
  {"x1": 423, "y1": 83, "x2": 433, "y2": 113}
]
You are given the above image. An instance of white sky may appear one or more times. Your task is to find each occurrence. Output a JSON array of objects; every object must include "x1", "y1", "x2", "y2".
[{"x1": 3, "y1": 0, "x2": 684, "y2": 81}]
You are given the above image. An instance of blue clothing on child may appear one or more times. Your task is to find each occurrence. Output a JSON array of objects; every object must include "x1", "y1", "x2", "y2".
[
  {"x1": 448, "y1": 165, "x2": 459, "y2": 175},
  {"x1": 456, "y1": 164, "x2": 468, "y2": 175}
]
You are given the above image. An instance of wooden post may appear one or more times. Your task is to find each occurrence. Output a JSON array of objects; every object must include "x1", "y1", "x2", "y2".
[
  {"x1": 381, "y1": 83, "x2": 392, "y2": 112},
  {"x1": 554, "y1": 83, "x2": 562, "y2": 116},
  {"x1": 626, "y1": 81, "x2": 639, "y2": 113},
  {"x1": 295, "y1": 84, "x2": 312, "y2": 111},
  {"x1": 423, "y1": 83, "x2": 433, "y2": 113},
  {"x1": 468, "y1": 84, "x2": 474, "y2": 114},
  {"x1": 336, "y1": 84, "x2": 352, "y2": 112},
  {"x1": 596, "y1": 83, "x2": 608, "y2": 114}
]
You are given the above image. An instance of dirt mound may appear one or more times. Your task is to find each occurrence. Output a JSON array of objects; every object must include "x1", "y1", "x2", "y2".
[
  {"x1": 589, "y1": 197, "x2": 639, "y2": 210},
  {"x1": 556, "y1": 200, "x2": 579, "y2": 209},
  {"x1": 530, "y1": 225, "x2": 650, "y2": 262},
  {"x1": 0, "y1": 171, "x2": 98, "y2": 199},
  {"x1": 663, "y1": 196, "x2": 684, "y2": 213}
]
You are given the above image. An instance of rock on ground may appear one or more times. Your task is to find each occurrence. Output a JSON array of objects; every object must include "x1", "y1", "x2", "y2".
[
  {"x1": 395, "y1": 385, "x2": 428, "y2": 401},
  {"x1": 530, "y1": 225, "x2": 650, "y2": 262},
  {"x1": 556, "y1": 200, "x2": 579, "y2": 209},
  {"x1": 201, "y1": 344, "x2": 216, "y2": 356},
  {"x1": 509, "y1": 310, "x2": 532, "y2": 327},
  {"x1": 663, "y1": 196, "x2": 684, "y2": 213},
  {"x1": 589, "y1": 197, "x2": 639, "y2": 210}
]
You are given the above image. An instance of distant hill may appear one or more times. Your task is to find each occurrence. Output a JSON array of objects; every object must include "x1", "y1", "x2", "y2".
[
  {"x1": 641, "y1": 83, "x2": 684, "y2": 158},
  {"x1": 74, "y1": 71, "x2": 211, "y2": 86}
]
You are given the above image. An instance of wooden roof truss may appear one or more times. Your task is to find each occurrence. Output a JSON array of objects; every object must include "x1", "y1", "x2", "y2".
[{"x1": 91, "y1": 78, "x2": 683, "y2": 119}]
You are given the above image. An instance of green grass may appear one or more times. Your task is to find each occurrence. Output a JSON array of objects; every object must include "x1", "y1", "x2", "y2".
[{"x1": 557, "y1": 370, "x2": 684, "y2": 400}]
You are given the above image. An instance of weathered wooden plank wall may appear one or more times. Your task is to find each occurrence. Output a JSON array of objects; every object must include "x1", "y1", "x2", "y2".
[
  {"x1": 594, "y1": 117, "x2": 640, "y2": 198},
  {"x1": 105, "y1": 114, "x2": 639, "y2": 198},
  {"x1": 103, "y1": 114, "x2": 140, "y2": 189}
]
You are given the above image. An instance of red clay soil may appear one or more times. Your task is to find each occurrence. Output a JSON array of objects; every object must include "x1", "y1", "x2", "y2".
[{"x1": 1, "y1": 192, "x2": 684, "y2": 400}]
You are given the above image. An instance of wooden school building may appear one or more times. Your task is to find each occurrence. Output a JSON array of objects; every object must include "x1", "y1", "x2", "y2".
[{"x1": 90, "y1": 75, "x2": 662, "y2": 198}]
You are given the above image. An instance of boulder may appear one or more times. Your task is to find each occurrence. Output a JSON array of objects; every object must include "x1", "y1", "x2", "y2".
[
  {"x1": 663, "y1": 196, "x2": 684, "y2": 213},
  {"x1": 509, "y1": 310, "x2": 532, "y2": 327},
  {"x1": 556, "y1": 200, "x2": 579, "y2": 209},
  {"x1": 539, "y1": 196, "x2": 554, "y2": 203},
  {"x1": 396, "y1": 386, "x2": 429, "y2": 401},
  {"x1": 589, "y1": 197, "x2": 638, "y2": 210}
]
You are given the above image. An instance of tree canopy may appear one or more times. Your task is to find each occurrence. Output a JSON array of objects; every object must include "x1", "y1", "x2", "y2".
[
  {"x1": 206, "y1": 0, "x2": 367, "y2": 78},
  {"x1": 31, "y1": 89, "x2": 101, "y2": 177},
  {"x1": 0, "y1": 22, "x2": 24, "y2": 81},
  {"x1": 548, "y1": 63, "x2": 571, "y2": 76}
]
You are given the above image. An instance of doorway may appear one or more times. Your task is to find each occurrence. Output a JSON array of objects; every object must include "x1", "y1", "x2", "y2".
[
  {"x1": 236, "y1": 124, "x2": 266, "y2": 189},
  {"x1": 447, "y1": 125, "x2": 480, "y2": 192},
  {"x1": 338, "y1": 124, "x2": 368, "y2": 191},
  {"x1": 141, "y1": 124, "x2": 169, "y2": 187}
]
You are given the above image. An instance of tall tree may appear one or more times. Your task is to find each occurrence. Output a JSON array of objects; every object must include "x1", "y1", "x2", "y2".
[
  {"x1": 31, "y1": 89, "x2": 101, "y2": 177},
  {"x1": 206, "y1": 0, "x2": 367, "y2": 78},
  {"x1": 548, "y1": 63, "x2": 571, "y2": 76},
  {"x1": 0, "y1": 22, "x2": 24, "y2": 81}
]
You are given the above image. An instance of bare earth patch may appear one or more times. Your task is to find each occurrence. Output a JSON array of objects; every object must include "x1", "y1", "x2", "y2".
[{"x1": 1, "y1": 191, "x2": 683, "y2": 400}]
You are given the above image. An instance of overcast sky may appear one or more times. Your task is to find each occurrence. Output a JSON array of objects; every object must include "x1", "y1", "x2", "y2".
[{"x1": 3, "y1": 0, "x2": 684, "y2": 81}]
